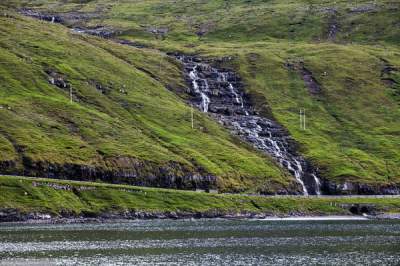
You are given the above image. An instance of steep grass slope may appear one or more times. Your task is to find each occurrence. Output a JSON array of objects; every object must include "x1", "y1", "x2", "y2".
[
  {"x1": 0, "y1": 11, "x2": 294, "y2": 193},
  {"x1": 1, "y1": 0, "x2": 400, "y2": 192},
  {"x1": 8, "y1": 0, "x2": 399, "y2": 45}
]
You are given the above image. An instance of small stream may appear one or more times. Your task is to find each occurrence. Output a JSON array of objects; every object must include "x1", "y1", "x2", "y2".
[{"x1": 178, "y1": 56, "x2": 321, "y2": 195}]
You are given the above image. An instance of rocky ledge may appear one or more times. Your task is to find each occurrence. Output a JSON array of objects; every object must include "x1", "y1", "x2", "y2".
[{"x1": 0, "y1": 208, "x2": 276, "y2": 223}]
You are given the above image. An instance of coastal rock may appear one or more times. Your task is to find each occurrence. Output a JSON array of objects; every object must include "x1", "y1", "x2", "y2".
[
  {"x1": 0, "y1": 208, "x2": 27, "y2": 222},
  {"x1": 322, "y1": 180, "x2": 400, "y2": 195}
]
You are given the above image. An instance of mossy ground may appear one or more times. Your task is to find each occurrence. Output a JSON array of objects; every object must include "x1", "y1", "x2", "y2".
[{"x1": 1, "y1": 175, "x2": 400, "y2": 216}]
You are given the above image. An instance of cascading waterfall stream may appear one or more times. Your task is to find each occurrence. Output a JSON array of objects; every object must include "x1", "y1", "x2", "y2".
[
  {"x1": 190, "y1": 65, "x2": 210, "y2": 112},
  {"x1": 313, "y1": 174, "x2": 322, "y2": 195},
  {"x1": 179, "y1": 55, "x2": 322, "y2": 195}
]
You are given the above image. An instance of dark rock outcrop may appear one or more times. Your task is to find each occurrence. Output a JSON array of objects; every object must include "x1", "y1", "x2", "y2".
[
  {"x1": 0, "y1": 208, "x2": 313, "y2": 223},
  {"x1": 322, "y1": 180, "x2": 400, "y2": 195},
  {"x1": 71, "y1": 27, "x2": 118, "y2": 38},
  {"x1": 286, "y1": 61, "x2": 322, "y2": 94},
  {"x1": 20, "y1": 9, "x2": 101, "y2": 24},
  {"x1": 0, "y1": 208, "x2": 27, "y2": 222},
  {"x1": 20, "y1": 9, "x2": 118, "y2": 38},
  {"x1": 349, "y1": 4, "x2": 379, "y2": 13},
  {"x1": 380, "y1": 59, "x2": 399, "y2": 88},
  {"x1": 46, "y1": 70, "x2": 70, "y2": 89},
  {"x1": 324, "y1": 8, "x2": 339, "y2": 40},
  {"x1": 345, "y1": 204, "x2": 377, "y2": 215},
  {"x1": 1, "y1": 157, "x2": 217, "y2": 191},
  {"x1": 20, "y1": 9, "x2": 63, "y2": 23}
]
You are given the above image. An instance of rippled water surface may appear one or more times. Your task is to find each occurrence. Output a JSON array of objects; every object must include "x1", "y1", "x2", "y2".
[{"x1": 1, "y1": 218, "x2": 399, "y2": 265}]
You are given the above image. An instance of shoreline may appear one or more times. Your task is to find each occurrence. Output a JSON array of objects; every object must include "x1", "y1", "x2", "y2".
[
  {"x1": 1, "y1": 211, "x2": 399, "y2": 224},
  {"x1": 2, "y1": 175, "x2": 400, "y2": 224}
]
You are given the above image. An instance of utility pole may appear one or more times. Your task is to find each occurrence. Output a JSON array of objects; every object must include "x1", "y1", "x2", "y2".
[
  {"x1": 300, "y1": 108, "x2": 306, "y2": 130},
  {"x1": 70, "y1": 87, "x2": 73, "y2": 103},
  {"x1": 299, "y1": 109, "x2": 302, "y2": 130},
  {"x1": 191, "y1": 104, "x2": 194, "y2": 129},
  {"x1": 157, "y1": 29, "x2": 163, "y2": 77},
  {"x1": 159, "y1": 55, "x2": 162, "y2": 76},
  {"x1": 385, "y1": 160, "x2": 392, "y2": 182}
]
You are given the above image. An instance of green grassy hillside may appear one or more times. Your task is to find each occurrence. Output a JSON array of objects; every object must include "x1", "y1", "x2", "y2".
[
  {"x1": 0, "y1": 11, "x2": 295, "y2": 193},
  {"x1": 1, "y1": 0, "x2": 400, "y2": 191},
  {"x1": 7, "y1": 0, "x2": 400, "y2": 45}
]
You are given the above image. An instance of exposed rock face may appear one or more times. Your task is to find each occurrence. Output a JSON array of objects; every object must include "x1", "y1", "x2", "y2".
[
  {"x1": 19, "y1": 9, "x2": 101, "y2": 24},
  {"x1": 286, "y1": 61, "x2": 322, "y2": 95},
  {"x1": 46, "y1": 70, "x2": 70, "y2": 90},
  {"x1": 322, "y1": 181, "x2": 400, "y2": 195},
  {"x1": 146, "y1": 26, "x2": 169, "y2": 39},
  {"x1": 0, "y1": 208, "x2": 28, "y2": 222},
  {"x1": 5, "y1": 157, "x2": 217, "y2": 191},
  {"x1": 195, "y1": 22, "x2": 216, "y2": 37},
  {"x1": 20, "y1": 9, "x2": 118, "y2": 38},
  {"x1": 380, "y1": 59, "x2": 399, "y2": 89},
  {"x1": 20, "y1": 9, "x2": 63, "y2": 23},
  {"x1": 0, "y1": 208, "x2": 315, "y2": 223},
  {"x1": 71, "y1": 27, "x2": 118, "y2": 38},
  {"x1": 117, "y1": 40, "x2": 148, "y2": 49},
  {"x1": 326, "y1": 9, "x2": 339, "y2": 40},
  {"x1": 177, "y1": 55, "x2": 322, "y2": 195},
  {"x1": 343, "y1": 204, "x2": 377, "y2": 215},
  {"x1": 349, "y1": 4, "x2": 379, "y2": 13}
]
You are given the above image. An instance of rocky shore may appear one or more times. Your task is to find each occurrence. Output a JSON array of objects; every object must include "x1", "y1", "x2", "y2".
[
  {"x1": 1, "y1": 207, "x2": 397, "y2": 224},
  {"x1": 0, "y1": 208, "x2": 278, "y2": 223}
]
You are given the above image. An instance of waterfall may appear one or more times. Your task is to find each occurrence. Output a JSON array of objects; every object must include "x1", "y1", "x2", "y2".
[
  {"x1": 313, "y1": 174, "x2": 322, "y2": 195},
  {"x1": 229, "y1": 83, "x2": 242, "y2": 104},
  {"x1": 293, "y1": 160, "x2": 309, "y2": 195},
  {"x1": 189, "y1": 65, "x2": 210, "y2": 112},
  {"x1": 179, "y1": 55, "x2": 322, "y2": 195}
]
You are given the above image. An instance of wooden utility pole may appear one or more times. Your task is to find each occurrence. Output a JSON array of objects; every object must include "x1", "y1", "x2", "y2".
[
  {"x1": 191, "y1": 104, "x2": 194, "y2": 129},
  {"x1": 159, "y1": 55, "x2": 162, "y2": 76},
  {"x1": 299, "y1": 109, "x2": 302, "y2": 130},
  {"x1": 70, "y1": 87, "x2": 73, "y2": 103},
  {"x1": 300, "y1": 108, "x2": 306, "y2": 130}
]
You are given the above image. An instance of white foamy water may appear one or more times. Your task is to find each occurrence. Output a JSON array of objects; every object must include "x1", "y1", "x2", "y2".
[
  {"x1": 179, "y1": 56, "x2": 323, "y2": 195},
  {"x1": 260, "y1": 216, "x2": 369, "y2": 221}
]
